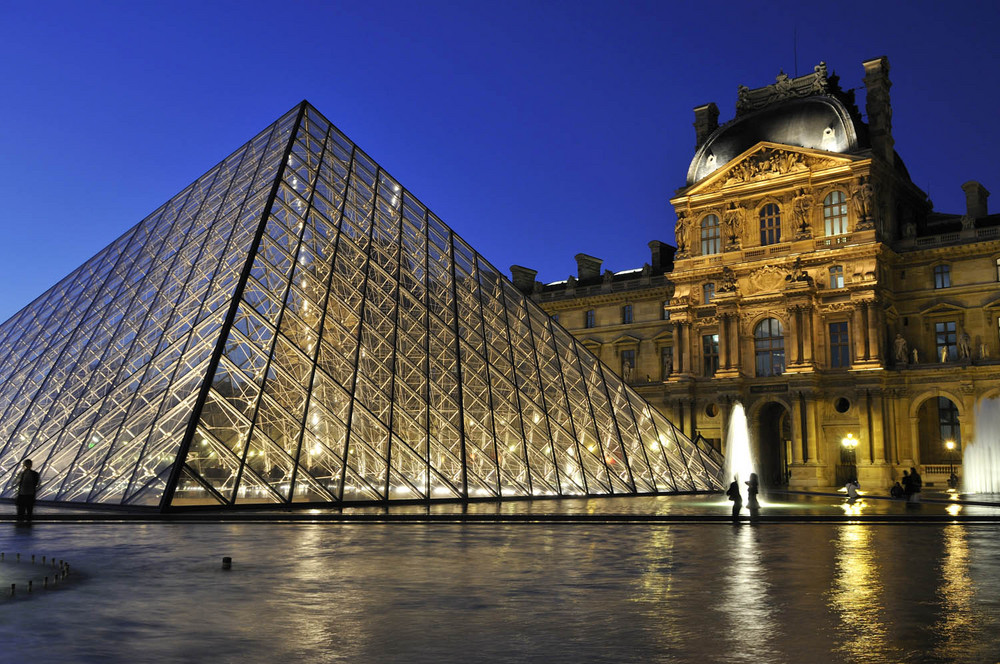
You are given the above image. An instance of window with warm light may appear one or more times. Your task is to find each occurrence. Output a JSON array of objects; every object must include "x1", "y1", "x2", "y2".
[
  {"x1": 936, "y1": 321, "x2": 957, "y2": 361},
  {"x1": 829, "y1": 265, "x2": 844, "y2": 288}
]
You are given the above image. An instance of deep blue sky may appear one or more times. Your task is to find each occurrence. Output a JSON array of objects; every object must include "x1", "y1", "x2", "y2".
[{"x1": 1, "y1": 0, "x2": 998, "y2": 322}]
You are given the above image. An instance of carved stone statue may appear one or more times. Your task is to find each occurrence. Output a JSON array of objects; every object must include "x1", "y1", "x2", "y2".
[
  {"x1": 852, "y1": 175, "x2": 876, "y2": 227},
  {"x1": 675, "y1": 212, "x2": 690, "y2": 257},
  {"x1": 622, "y1": 360, "x2": 633, "y2": 382},
  {"x1": 723, "y1": 203, "x2": 744, "y2": 248},
  {"x1": 961, "y1": 215, "x2": 975, "y2": 230},
  {"x1": 719, "y1": 266, "x2": 738, "y2": 293},
  {"x1": 786, "y1": 257, "x2": 811, "y2": 283},
  {"x1": 959, "y1": 331, "x2": 972, "y2": 360},
  {"x1": 893, "y1": 333, "x2": 908, "y2": 364},
  {"x1": 736, "y1": 85, "x2": 751, "y2": 114},
  {"x1": 903, "y1": 222, "x2": 916, "y2": 239},
  {"x1": 792, "y1": 188, "x2": 815, "y2": 238},
  {"x1": 911, "y1": 347, "x2": 919, "y2": 364}
]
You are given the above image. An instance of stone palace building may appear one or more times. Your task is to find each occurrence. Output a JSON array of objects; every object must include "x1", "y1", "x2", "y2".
[{"x1": 512, "y1": 57, "x2": 1000, "y2": 489}]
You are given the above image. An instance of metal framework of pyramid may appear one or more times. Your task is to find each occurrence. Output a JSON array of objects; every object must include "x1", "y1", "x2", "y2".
[{"x1": 0, "y1": 102, "x2": 723, "y2": 510}]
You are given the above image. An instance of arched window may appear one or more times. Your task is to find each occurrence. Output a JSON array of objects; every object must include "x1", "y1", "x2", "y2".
[
  {"x1": 701, "y1": 214, "x2": 721, "y2": 255},
  {"x1": 829, "y1": 265, "x2": 844, "y2": 288},
  {"x1": 824, "y1": 191, "x2": 849, "y2": 236},
  {"x1": 754, "y1": 318, "x2": 785, "y2": 377},
  {"x1": 759, "y1": 204, "x2": 781, "y2": 246}
]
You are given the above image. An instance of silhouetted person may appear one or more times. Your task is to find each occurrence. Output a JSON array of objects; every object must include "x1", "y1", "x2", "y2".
[
  {"x1": 745, "y1": 472, "x2": 760, "y2": 519},
  {"x1": 908, "y1": 466, "x2": 922, "y2": 503},
  {"x1": 890, "y1": 481, "x2": 904, "y2": 499},
  {"x1": 901, "y1": 470, "x2": 912, "y2": 502},
  {"x1": 15, "y1": 459, "x2": 40, "y2": 525},
  {"x1": 726, "y1": 476, "x2": 742, "y2": 522}
]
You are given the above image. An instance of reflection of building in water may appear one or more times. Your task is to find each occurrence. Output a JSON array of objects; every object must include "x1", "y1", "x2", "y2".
[{"x1": 519, "y1": 57, "x2": 1000, "y2": 490}]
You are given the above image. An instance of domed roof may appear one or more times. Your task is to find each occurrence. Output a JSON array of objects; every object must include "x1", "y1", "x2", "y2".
[{"x1": 686, "y1": 95, "x2": 867, "y2": 186}]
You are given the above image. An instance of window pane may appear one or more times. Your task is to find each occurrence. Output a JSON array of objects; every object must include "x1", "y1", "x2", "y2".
[
  {"x1": 759, "y1": 204, "x2": 781, "y2": 246},
  {"x1": 824, "y1": 191, "x2": 848, "y2": 236},
  {"x1": 701, "y1": 214, "x2": 721, "y2": 255}
]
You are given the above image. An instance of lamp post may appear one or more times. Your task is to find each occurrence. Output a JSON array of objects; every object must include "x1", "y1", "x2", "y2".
[
  {"x1": 945, "y1": 439, "x2": 957, "y2": 488},
  {"x1": 841, "y1": 433, "x2": 858, "y2": 461}
]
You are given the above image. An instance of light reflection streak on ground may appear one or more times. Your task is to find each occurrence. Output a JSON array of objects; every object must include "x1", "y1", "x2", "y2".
[
  {"x1": 932, "y1": 524, "x2": 976, "y2": 660},
  {"x1": 829, "y1": 525, "x2": 902, "y2": 663},
  {"x1": 719, "y1": 525, "x2": 777, "y2": 660}
]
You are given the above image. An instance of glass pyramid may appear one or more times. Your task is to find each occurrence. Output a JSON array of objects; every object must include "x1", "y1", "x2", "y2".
[{"x1": 0, "y1": 102, "x2": 723, "y2": 509}]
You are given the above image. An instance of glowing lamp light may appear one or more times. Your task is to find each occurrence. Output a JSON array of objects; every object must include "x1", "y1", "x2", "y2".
[
  {"x1": 841, "y1": 433, "x2": 858, "y2": 450},
  {"x1": 945, "y1": 440, "x2": 956, "y2": 451}
]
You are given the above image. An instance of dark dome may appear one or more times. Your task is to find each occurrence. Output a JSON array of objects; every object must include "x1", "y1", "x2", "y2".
[{"x1": 686, "y1": 96, "x2": 867, "y2": 185}]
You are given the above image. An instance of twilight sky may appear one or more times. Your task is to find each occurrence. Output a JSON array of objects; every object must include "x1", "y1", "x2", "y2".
[{"x1": 1, "y1": 0, "x2": 997, "y2": 322}]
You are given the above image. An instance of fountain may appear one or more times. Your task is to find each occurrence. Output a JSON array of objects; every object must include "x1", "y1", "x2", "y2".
[
  {"x1": 963, "y1": 397, "x2": 1000, "y2": 494},
  {"x1": 724, "y1": 402, "x2": 756, "y2": 488}
]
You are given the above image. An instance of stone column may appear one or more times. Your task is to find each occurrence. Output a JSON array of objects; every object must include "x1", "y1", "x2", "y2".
[
  {"x1": 867, "y1": 302, "x2": 882, "y2": 362},
  {"x1": 791, "y1": 396, "x2": 805, "y2": 464},
  {"x1": 787, "y1": 306, "x2": 800, "y2": 365},
  {"x1": 672, "y1": 324, "x2": 681, "y2": 374},
  {"x1": 852, "y1": 305, "x2": 866, "y2": 362},
  {"x1": 801, "y1": 306, "x2": 814, "y2": 363},
  {"x1": 805, "y1": 398, "x2": 820, "y2": 463},
  {"x1": 718, "y1": 314, "x2": 730, "y2": 370},
  {"x1": 870, "y1": 391, "x2": 886, "y2": 463},
  {"x1": 730, "y1": 317, "x2": 741, "y2": 373}
]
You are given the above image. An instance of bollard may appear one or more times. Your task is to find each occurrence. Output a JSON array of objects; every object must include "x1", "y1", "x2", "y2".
[
  {"x1": 222, "y1": 556, "x2": 232, "y2": 570},
  {"x1": 44, "y1": 577, "x2": 48, "y2": 589},
  {"x1": 16, "y1": 553, "x2": 20, "y2": 562},
  {"x1": 28, "y1": 580, "x2": 32, "y2": 593},
  {"x1": 65, "y1": 564, "x2": 70, "y2": 576},
  {"x1": 10, "y1": 584, "x2": 14, "y2": 596},
  {"x1": 42, "y1": 556, "x2": 46, "y2": 564},
  {"x1": 1, "y1": 552, "x2": 4, "y2": 561},
  {"x1": 32, "y1": 554, "x2": 35, "y2": 564}
]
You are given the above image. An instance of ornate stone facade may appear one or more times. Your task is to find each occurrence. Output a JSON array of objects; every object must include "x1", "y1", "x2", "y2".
[{"x1": 519, "y1": 57, "x2": 1000, "y2": 490}]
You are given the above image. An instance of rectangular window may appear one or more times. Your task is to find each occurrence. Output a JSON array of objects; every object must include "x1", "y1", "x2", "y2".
[
  {"x1": 703, "y1": 283, "x2": 715, "y2": 303},
  {"x1": 829, "y1": 321, "x2": 850, "y2": 368},
  {"x1": 662, "y1": 301, "x2": 671, "y2": 320},
  {"x1": 936, "y1": 321, "x2": 957, "y2": 361},
  {"x1": 661, "y1": 346, "x2": 673, "y2": 379},
  {"x1": 622, "y1": 304, "x2": 633, "y2": 324},
  {"x1": 702, "y1": 333, "x2": 719, "y2": 377},
  {"x1": 621, "y1": 349, "x2": 635, "y2": 381},
  {"x1": 829, "y1": 265, "x2": 844, "y2": 289},
  {"x1": 585, "y1": 310, "x2": 595, "y2": 328},
  {"x1": 934, "y1": 265, "x2": 951, "y2": 289}
]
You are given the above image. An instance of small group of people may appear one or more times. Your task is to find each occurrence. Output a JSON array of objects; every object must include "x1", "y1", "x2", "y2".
[
  {"x1": 725, "y1": 473, "x2": 760, "y2": 522},
  {"x1": 889, "y1": 467, "x2": 922, "y2": 503}
]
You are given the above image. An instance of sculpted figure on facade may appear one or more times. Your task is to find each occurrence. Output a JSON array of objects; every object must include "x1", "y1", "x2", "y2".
[
  {"x1": 851, "y1": 175, "x2": 876, "y2": 229},
  {"x1": 792, "y1": 188, "x2": 815, "y2": 239},
  {"x1": 810, "y1": 62, "x2": 829, "y2": 93},
  {"x1": 959, "y1": 330, "x2": 972, "y2": 360},
  {"x1": 894, "y1": 333, "x2": 908, "y2": 364},
  {"x1": 723, "y1": 203, "x2": 744, "y2": 249},
  {"x1": 719, "y1": 266, "x2": 739, "y2": 293},
  {"x1": 675, "y1": 212, "x2": 690, "y2": 257}
]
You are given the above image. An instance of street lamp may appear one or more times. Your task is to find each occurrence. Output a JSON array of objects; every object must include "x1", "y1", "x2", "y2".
[
  {"x1": 841, "y1": 433, "x2": 858, "y2": 458},
  {"x1": 945, "y1": 439, "x2": 957, "y2": 488}
]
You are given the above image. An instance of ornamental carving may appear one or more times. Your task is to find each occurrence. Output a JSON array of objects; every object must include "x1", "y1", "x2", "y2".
[
  {"x1": 746, "y1": 265, "x2": 788, "y2": 294},
  {"x1": 736, "y1": 63, "x2": 829, "y2": 116},
  {"x1": 675, "y1": 212, "x2": 690, "y2": 258},
  {"x1": 723, "y1": 149, "x2": 809, "y2": 186}
]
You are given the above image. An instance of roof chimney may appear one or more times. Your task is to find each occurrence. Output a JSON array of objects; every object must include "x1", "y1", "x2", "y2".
[
  {"x1": 961, "y1": 181, "x2": 990, "y2": 218},
  {"x1": 693, "y1": 103, "x2": 719, "y2": 149},
  {"x1": 862, "y1": 56, "x2": 894, "y2": 166},
  {"x1": 574, "y1": 253, "x2": 603, "y2": 281},
  {"x1": 509, "y1": 265, "x2": 538, "y2": 294},
  {"x1": 647, "y1": 240, "x2": 675, "y2": 272}
]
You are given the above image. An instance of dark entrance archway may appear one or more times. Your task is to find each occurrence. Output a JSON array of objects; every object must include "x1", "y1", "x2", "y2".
[{"x1": 756, "y1": 401, "x2": 791, "y2": 486}]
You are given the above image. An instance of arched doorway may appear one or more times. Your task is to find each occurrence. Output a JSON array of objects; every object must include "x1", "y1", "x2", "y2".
[
  {"x1": 916, "y1": 396, "x2": 962, "y2": 465},
  {"x1": 756, "y1": 401, "x2": 791, "y2": 486}
]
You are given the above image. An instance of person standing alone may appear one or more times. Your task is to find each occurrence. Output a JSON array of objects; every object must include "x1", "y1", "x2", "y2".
[{"x1": 15, "y1": 459, "x2": 40, "y2": 525}]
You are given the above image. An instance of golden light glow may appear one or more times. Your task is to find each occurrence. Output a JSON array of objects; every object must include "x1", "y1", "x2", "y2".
[{"x1": 841, "y1": 433, "x2": 858, "y2": 449}]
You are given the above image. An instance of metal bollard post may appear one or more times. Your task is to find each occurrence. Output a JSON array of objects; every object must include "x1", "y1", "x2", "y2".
[
  {"x1": 222, "y1": 557, "x2": 232, "y2": 570},
  {"x1": 28, "y1": 580, "x2": 32, "y2": 593},
  {"x1": 10, "y1": 584, "x2": 14, "y2": 596},
  {"x1": 42, "y1": 556, "x2": 46, "y2": 564},
  {"x1": 43, "y1": 577, "x2": 48, "y2": 589},
  {"x1": 32, "y1": 554, "x2": 35, "y2": 564},
  {"x1": 16, "y1": 553, "x2": 20, "y2": 562}
]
